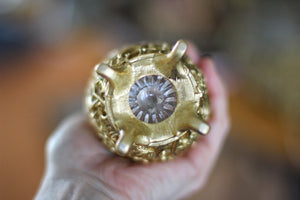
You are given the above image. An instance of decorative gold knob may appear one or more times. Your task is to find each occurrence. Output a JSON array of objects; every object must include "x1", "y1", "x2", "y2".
[{"x1": 85, "y1": 40, "x2": 210, "y2": 162}]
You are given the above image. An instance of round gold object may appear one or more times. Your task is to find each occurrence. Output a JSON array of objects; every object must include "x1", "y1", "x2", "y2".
[{"x1": 85, "y1": 40, "x2": 210, "y2": 162}]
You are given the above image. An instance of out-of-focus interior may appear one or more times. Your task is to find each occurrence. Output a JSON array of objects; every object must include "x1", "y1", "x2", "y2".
[{"x1": 0, "y1": 0, "x2": 299, "y2": 199}]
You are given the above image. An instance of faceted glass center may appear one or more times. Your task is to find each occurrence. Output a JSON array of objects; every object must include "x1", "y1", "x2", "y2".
[
  {"x1": 138, "y1": 90, "x2": 158, "y2": 109},
  {"x1": 129, "y1": 75, "x2": 177, "y2": 123}
]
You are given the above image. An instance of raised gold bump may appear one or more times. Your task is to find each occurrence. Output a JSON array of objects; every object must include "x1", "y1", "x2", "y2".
[
  {"x1": 115, "y1": 130, "x2": 133, "y2": 156},
  {"x1": 95, "y1": 63, "x2": 119, "y2": 88},
  {"x1": 187, "y1": 116, "x2": 210, "y2": 135},
  {"x1": 166, "y1": 39, "x2": 188, "y2": 64}
]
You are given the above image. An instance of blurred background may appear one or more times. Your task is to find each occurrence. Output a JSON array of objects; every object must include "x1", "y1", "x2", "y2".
[{"x1": 0, "y1": 0, "x2": 299, "y2": 199}]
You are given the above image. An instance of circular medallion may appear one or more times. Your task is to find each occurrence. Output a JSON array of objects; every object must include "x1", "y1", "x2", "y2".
[
  {"x1": 129, "y1": 75, "x2": 177, "y2": 123},
  {"x1": 85, "y1": 40, "x2": 211, "y2": 162}
]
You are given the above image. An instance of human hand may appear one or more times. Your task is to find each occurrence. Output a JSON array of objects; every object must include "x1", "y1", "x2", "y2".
[{"x1": 35, "y1": 44, "x2": 230, "y2": 200}]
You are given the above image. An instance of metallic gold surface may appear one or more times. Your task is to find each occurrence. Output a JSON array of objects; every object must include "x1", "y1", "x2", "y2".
[{"x1": 85, "y1": 40, "x2": 210, "y2": 162}]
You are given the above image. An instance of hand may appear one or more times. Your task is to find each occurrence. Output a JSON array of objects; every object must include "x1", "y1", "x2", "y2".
[{"x1": 35, "y1": 44, "x2": 230, "y2": 200}]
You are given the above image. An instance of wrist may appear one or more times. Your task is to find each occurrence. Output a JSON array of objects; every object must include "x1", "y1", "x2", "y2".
[{"x1": 35, "y1": 173, "x2": 121, "y2": 200}]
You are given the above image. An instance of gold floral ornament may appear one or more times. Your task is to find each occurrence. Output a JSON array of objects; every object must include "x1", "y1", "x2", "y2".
[{"x1": 85, "y1": 40, "x2": 210, "y2": 162}]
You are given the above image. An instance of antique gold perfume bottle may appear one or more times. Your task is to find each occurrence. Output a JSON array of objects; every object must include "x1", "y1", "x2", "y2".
[{"x1": 85, "y1": 40, "x2": 210, "y2": 162}]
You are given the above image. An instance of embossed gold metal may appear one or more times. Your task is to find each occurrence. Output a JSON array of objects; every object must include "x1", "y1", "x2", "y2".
[{"x1": 85, "y1": 40, "x2": 210, "y2": 162}]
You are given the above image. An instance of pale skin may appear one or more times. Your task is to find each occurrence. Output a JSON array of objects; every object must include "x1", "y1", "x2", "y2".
[{"x1": 35, "y1": 43, "x2": 230, "y2": 200}]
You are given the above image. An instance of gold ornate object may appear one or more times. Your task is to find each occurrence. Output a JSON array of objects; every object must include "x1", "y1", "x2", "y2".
[{"x1": 85, "y1": 40, "x2": 210, "y2": 162}]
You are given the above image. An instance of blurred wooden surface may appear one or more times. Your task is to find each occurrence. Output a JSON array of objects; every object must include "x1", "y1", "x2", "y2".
[
  {"x1": 0, "y1": 34, "x2": 111, "y2": 200},
  {"x1": 0, "y1": 34, "x2": 298, "y2": 200}
]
